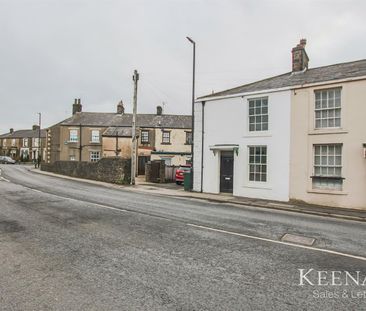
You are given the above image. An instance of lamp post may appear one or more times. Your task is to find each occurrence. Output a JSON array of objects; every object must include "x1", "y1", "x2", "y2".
[{"x1": 186, "y1": 36, "x2": 195, "y2": 190}]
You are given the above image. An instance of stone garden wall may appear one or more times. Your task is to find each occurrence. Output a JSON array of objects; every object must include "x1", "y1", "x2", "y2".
[{"x1": 41, "y1": 157, "x2": 131, "y2": 184}]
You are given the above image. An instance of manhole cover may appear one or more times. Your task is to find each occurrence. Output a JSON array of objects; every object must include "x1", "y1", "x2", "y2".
[{"x1": 281, "y1": 233, "x2": 315, "y2": 246}]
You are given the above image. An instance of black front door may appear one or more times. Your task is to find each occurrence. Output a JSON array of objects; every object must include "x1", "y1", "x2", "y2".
[{"x1": 220, "y1": 151, "x2": 234, "y2": 193}]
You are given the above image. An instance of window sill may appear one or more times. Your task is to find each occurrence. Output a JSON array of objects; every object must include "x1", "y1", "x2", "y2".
[
  {"x1": 89, "y1": 141, "x2": 101, "y2": 144},
  {"x1": 161, "y1": 142, "x2": 171, "y2": 145},
  {"x1": 243, "y1": 131, "x2": 272, "y2": 138},
  {"x1": 307, "y1": 189, "x2": 348, "y2": 195},
  {"x1": 243, "y1": 183, "x2": 272, "y2": 190},
  {"x1": 308, "y1": 129, "x2": 348, "y2": 135}
]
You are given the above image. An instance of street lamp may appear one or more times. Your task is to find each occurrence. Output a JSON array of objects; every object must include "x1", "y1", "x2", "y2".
[{"x1": 186, "y1": 36, "x2": 195, "y2": 191}]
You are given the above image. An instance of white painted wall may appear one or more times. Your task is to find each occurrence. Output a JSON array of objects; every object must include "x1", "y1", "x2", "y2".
[{"x1": 194, "y1": 91, "x2": 291, "y2": 201}]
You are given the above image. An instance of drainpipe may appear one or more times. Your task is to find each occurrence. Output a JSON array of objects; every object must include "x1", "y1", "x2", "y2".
[
  {"x1": 200, "y1": 101, "x2": 205, "y2": 193},
  {"x1": 79, "y1": 123, "x2": 82, "y2": 161}
]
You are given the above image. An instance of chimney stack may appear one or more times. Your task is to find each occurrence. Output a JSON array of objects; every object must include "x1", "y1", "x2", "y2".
[
  {"x1": 32, "y1": 125, "x2": 40, "y2": 131},
  {"x1": 117, "y1": 100, "x2": 124, "y2": 114},
  {"x1": 72, "y1": 98, "x2": 82, "y2": 115},
  {"x1": 9, "y1": 128, "x2": 14, "y2": 134},
  {"x1": 156, "y1": 105, "x2": 163, "y2": 116},
  {"x1": 292, "y1": 39, "x2": 309, "y2": 72}
]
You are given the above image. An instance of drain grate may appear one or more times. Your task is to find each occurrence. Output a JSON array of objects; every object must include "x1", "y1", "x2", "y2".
[{"x1": 281, "y1": 233, "x2": 316, "y2": 246}]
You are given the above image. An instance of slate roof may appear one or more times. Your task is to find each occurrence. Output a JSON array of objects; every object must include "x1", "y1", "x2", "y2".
[
  {"x1": 60, "y1": 112, "x2": 192, "y2": 129},
  {"x1": 0, "y1": 129, "x2": 46, "y2": 139},
  {"x1": 200, "y1": 59, "x2": 366, "y2": 99},
  {"x1": 102, "y1": 127, "x2": 133, "y2": 137}
]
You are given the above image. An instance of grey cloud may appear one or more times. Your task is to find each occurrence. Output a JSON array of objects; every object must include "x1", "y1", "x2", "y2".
[{"x1": 0, "y1": 0, "x2": 365, "y2": 133}]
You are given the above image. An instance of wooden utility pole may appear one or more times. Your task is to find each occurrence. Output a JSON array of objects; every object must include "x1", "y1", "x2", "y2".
[
  {"x1": 131, "y1": 70, "x2": 139, "y2": 185},
  {"x1": 38, "y1": 112, "x2": 41, "y2": 168}
]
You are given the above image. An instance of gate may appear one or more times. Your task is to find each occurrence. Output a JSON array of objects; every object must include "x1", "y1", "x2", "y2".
[
  {"x1": 138, "y1": 156, "x2": 150, "y2": 175},
  {"x1": 150, "y1": 160, "x2": 161, "y2": 183}
]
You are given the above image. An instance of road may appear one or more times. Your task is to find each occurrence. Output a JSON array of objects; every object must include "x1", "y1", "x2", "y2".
[{"x1": 0, "y1": 165, "x2": 366, "y2": 310}]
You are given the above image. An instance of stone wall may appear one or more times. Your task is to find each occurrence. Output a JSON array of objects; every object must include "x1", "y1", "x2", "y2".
[{"x1": 41, "y1": 157, "x2": 131, "y2": 184}]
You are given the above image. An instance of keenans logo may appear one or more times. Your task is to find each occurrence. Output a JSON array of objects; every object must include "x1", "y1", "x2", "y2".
[{"x1": 298, "y1": 269, "x2": 366, "y2": 286}]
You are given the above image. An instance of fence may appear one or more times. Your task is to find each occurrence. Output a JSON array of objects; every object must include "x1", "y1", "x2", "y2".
[{"x1": 165, "y1": 165, "x2": 178, "y2": 182}]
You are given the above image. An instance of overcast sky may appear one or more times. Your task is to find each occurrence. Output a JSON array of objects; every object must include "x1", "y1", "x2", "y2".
[{"x1": 0, "y1": 0, "x2": 365, "y2": 133}]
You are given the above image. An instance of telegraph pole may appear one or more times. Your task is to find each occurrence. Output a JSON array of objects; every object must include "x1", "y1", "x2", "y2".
[
  {"x1": 131, "y1": 70, "x2": 139, "y2": 185},
  {"x1": 38, "y1": 112, "x2": 41, "y2": 168}
]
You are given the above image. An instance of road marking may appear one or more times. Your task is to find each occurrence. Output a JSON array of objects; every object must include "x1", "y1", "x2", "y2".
[
  {"x1": 25, "y1": 186, "x2": 128, "y2": 213},
  {"x1": 30, "y1": 188, "x2": 42, "y2": 193},
  {"x1": 187, "y1": 223, "x2": 366, "y2": 262},
  {"x1": 0, "y1": 169, "x2": 10, "y2": 182},
  {"x1": 15, "y1": 183, "x2": 366, "y2": 263}
]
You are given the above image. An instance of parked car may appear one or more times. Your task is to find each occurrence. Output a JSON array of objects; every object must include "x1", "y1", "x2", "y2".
[
  {"x1": 0, "y1": 156, "x2": 16, "y2": 164},
  {"x1": 175, "y1": 165, "x2": 191, "y2": 185}
]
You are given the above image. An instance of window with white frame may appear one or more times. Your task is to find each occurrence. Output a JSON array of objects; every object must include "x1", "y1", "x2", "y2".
[
  {"x1": 141, "y1": 130, "x2": 149, "y2": 143},
  {"x1": 248, "y1": 97, "x2": 268, "y2": 132},
  {"x1": 91, "y1": 130, "x2": 100, "y2": 143},
  {"x1": 315, "y1": 88, "x2": 341, "y2": 129},
  {"x1": 69, "y1": 155, "x2": 76, "y2": 161},
  {"x1": 11, "y1": 139, "x2": 16, "y2": 146},
  {"x1": 248, "y1": 146, "x2": 267, "y2": 182},
  {"x1": 90, "y1": 151, "x2": 100, "y2": 162},
  {"x1": 33, "y1": 138, "x2": 39, "y2": 147},
  {"x1": 69, "y1": 129, "x2": 78, "y2": 142},
  {"x1": 23, "y1": 138, "x2": 28, "y2": 147},
  {"x1": 312, "y1": 144, "x2": 343, "y2": 190},
  {"x1": 162, "y1": 131, "x2": 170, "y2": 144}
]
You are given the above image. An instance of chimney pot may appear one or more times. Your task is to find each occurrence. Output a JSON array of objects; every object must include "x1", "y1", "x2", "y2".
[
  {"x1": 156, "y1": 105, "x2": 163, "y2": 115},
  {"x1": 9, "y1": 128, "x2": 14, "y2": 134},
  {"x1": 117, "y1": 100, "x2": 125, "y2": 114},
  {"x1": 292, "y1": 38, "x2": 309, "y2": 72},
  {"x1": 72, "y1": 98, "x2": 82, "y2": 115}
]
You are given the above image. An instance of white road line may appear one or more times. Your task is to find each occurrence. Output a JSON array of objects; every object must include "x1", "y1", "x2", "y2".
[
  {"x1": 30, "y1": 188, "x2": 42, "y2": 193},
  {"x1": 0, "y1": 168, "x2": 9, "y2": 182},
  {"x1": 187, "y1": 223, "x2": 366, "y2": 262},
  {"x1": 18, "y1": 184, "x2": 366, "y2": 262},
  {"x1": 26, "y1": 186, "x2": 128, "y2": 213}
]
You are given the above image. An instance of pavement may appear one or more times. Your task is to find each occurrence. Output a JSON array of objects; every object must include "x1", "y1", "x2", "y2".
[
  {"x1": 1, "y1": 164, "x2": 366, "y2": 310},
  {"x1": 31, "y1": 167, "x2": 366, "y2": 222}
]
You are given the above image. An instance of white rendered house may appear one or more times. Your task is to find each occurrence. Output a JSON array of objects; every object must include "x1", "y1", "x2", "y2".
[
  {"x1": 194, "y1": 39, "x2": 366, "y2": 208},
  {"x1": 193, "y1": 89, "x2": 291, "y2": 202}
]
